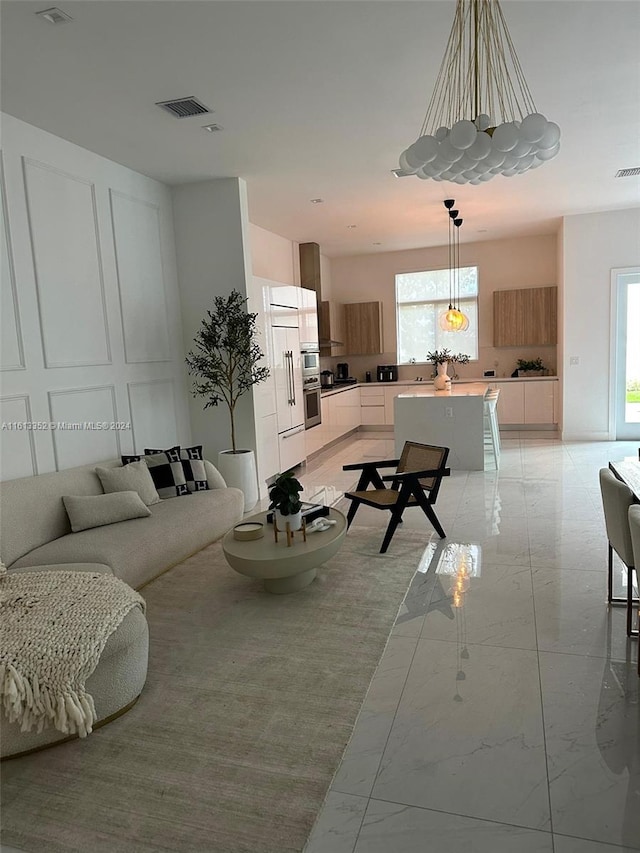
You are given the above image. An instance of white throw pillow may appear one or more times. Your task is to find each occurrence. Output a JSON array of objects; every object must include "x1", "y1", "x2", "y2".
[
  {"x1": 63, "y1": 491, "x2": 151, "y2": 533},
  {"x1": 96, "y1": 461, "x2": 160, "y2": 506}
]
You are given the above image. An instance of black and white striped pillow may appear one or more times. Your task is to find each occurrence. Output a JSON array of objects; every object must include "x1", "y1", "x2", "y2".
[{"x1": 122, "y1": 446, "x2": 189, "y2": 499}]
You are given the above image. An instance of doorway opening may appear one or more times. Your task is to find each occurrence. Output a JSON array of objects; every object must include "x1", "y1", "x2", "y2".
[{"x1": 611, "y1": 267, "x2": 640, "y2": 440}]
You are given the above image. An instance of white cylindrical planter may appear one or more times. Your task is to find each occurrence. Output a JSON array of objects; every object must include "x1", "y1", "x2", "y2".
[
  {"x1": 217, "y1": 450, "x2": 259, "y2": 512},
  {"x1": 274, "y1": 509, "x2": 303, "y2": 532}
]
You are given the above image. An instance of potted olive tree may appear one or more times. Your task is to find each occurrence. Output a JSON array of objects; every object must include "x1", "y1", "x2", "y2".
[
  {"x1": 186, "y1": 290, "x2": 270, "y2": 510},
  {"x1": 268, "y1": 470, "x2": 304, "y2": 531}
]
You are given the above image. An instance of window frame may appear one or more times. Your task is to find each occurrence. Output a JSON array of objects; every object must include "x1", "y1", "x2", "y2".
[{"x1": 395, "y1": 264, "x2": 480, "y2": 365}]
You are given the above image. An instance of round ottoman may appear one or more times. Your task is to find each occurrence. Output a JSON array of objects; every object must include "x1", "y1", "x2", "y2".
[{"x1": 1, "y1": 565, "x2": 149, "y2": 760}]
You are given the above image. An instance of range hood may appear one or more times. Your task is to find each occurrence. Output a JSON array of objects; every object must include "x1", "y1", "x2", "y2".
[{"x1": 299, "y1": 242, "x2": 344, "y2": 346}]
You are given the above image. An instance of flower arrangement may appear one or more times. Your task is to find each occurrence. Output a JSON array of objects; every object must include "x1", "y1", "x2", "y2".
[
  {"x1": 426, "y1": 348, "x2": 471, "y2": 366},
  {"x1": 426, "y1": 349, "x2": 470, "y2": 379}
]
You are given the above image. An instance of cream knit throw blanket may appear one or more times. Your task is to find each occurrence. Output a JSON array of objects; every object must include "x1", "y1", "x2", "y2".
[{"x1": 0, "y1": 564, "x2": 145, "y2": 738}]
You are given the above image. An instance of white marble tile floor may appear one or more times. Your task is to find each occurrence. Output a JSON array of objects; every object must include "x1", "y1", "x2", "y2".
[{"x1": 303, "y1": 432, "x2": 640, "y2": 853}]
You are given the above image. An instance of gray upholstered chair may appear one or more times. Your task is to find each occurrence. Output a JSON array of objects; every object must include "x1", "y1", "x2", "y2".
[
  {"x1": 599, "y1": 468, "x2": 638, "y2": 637},
  {"x1": 628, "y1": 506, "x2": 640, "y2": 672}
]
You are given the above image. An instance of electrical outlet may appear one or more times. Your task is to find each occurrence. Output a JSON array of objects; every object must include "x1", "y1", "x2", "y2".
[
  {"x1": 570, "y1": 356, "x2": 579, "y2": 366},
  {"x1": 445, "y1": 407, "x2": 454, "y2": 418}
]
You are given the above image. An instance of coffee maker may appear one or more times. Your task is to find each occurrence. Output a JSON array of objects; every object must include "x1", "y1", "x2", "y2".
[{"x1": 336, "y1": 363, "x2": 349, "y2": 381}]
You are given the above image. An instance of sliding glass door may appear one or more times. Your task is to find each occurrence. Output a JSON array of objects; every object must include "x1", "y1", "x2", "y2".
[{"x1": 613, "y1": 268, "x2": 640, "y2": 440}]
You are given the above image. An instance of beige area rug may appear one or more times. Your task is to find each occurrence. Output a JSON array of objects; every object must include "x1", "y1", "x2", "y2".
[{"x1": 1, "y1": 525, "x2": 427, "y2": 853}]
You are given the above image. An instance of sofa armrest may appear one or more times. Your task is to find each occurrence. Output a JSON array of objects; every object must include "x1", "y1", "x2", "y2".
[{"x1": 204, "y1": 459, "x2": 227, "y2": 489}]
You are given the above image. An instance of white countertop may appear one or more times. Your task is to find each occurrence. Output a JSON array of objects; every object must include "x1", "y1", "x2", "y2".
[
  {"x1": 321, "y1": 376, "x2": 558, "y2": 397},
  {"x1": 397, "y1": 382, "x2": 489, "y2": 398}
]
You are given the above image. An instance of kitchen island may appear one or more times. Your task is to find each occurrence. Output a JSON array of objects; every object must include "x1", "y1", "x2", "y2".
[{"x1": 394, "y1": 383, "x2": 489, "y2": 471}]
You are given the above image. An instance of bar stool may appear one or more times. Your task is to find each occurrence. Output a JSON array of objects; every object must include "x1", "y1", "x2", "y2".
[
  {"x1": 483, "y1": 388, "x2": 501, "y2": 469},
  {"x1": 599, "y1": 468, "x2": 638, "y2": 637}
]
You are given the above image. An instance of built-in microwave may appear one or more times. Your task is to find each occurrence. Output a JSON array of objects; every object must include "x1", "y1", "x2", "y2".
[{"x1": 301, "y1": 346, "x2": 320, "y2": 377}]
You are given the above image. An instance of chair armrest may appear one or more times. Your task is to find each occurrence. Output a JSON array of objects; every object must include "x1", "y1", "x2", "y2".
[
  {"x1": 381, "y1": 467, "x2": 450, "y2": 481},
  {"x1": 343, "y1": 459, "x2": 400, "y2": 471}
]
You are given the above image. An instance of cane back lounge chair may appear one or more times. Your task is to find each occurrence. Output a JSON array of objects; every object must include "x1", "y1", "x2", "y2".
[{"x1": 343, "y1": 442, "x2": 450, "y2": 553}]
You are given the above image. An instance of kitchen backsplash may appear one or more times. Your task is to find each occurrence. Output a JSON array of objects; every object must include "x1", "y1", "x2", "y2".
[{"x1": 321, "y1": 345, "x2": 556, "y2": 382}]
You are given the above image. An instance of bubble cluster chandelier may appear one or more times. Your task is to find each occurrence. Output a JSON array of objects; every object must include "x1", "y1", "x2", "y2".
[{"x1": 399, "y1": 0, "x2": 560, "y2": 185}]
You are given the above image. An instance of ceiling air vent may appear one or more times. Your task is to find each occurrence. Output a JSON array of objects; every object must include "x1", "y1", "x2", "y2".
[
  {"x1": 615, "y1": 167, "x2": 640, "y2": 178},
  {"x1": 156, "y1": 97, "x2": 211, "y2": 119},
  {"x1": 36, "y1": 7, "x2": 73, "y2": 24}
]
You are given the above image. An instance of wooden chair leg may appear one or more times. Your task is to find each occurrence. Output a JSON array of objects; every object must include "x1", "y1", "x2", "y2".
[
  {"x1": 380, "y1": 507, "x2": 404, "y2": 554},
  {"x1": 346, "y1": 500, "x2": 360, "y2": 530},
  {"x1": 412, "y1": 485, "x2": 446, "y2": 539}
]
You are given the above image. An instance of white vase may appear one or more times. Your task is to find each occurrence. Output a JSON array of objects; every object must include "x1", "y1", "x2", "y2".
[
  {"x1": 274, "y1": 508, "x2": 302, "y2": 531},
  {"x1": 217, "y1": 449, "x2": 259, "y2": 512},
  {"x1": 433, "y1": 362, "x2": 451, "y2": 391}
]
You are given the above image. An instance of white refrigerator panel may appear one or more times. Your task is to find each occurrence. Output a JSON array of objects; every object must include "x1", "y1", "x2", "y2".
[
  {"x1": 278, "y1": 425, "x2": 306, "y2": 473},
  {"x1": 273, "y1": 325, "x2": 304, "y2": 434}
]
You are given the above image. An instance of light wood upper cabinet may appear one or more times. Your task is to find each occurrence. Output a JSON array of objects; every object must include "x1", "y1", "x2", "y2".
[
  {"x1": 344, "y1": 301, "x2": 383, "y2": 354},
  {"x1": 493, "y1": 286, "x2": 557, "y2": 346}
]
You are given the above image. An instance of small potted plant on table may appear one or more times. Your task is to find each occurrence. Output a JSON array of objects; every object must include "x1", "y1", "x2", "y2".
[{"x1": 268, "y1": 470, "x2": 304, "y2": 534}]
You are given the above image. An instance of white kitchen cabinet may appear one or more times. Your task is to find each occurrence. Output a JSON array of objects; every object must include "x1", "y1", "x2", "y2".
[
  {"x1": 495, "y1": 382, "x2": 525, "y2": 424},
  {"x1": 524, "y1": 380, "x2": 555, "y2": 424},
  {"x1": 493, "y1": 379, "x2": 558, "y2": 425},
  {"x1": 248, "y1": 278, "x2": 277, "y2": 419},
  {"x1": 360, "y1": 385, "x2": 386, "y2": 426},
  {"x1": 278, "y1": 424, "x2": 306, "y2": 473},
  {"x1": 270, "y1": 284, "x2": 299, "y2": 309},
  {"x1": 334, "y1": 386, "x2": 361, "y2": 431},
  {"x1": 298, "y1": 287, "x2": 319, "y2": 346},
  {"x1": 384, "y1": 386, "x2": 400, "y2": 424}
]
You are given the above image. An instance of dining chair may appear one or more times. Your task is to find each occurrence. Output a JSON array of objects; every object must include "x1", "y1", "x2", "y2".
[
  {"x1": 343, "y1": 442, "x2": 450, "y2": 553},
  {"x1": 628, "y1": 506, "x2": 640, "y2": 663},
  {"x1": 599, "y1": 468, "x2": 638, "y2": 637},
  {"x1": 483, "y1": 388, "x2": 501, "y2": 469}
]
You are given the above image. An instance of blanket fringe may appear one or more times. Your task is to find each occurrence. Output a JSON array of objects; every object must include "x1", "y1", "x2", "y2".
[{"x1": 1, "y1": 662, "x2": 96, "y2": 737}]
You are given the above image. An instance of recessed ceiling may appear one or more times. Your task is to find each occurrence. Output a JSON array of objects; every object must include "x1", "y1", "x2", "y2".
[{"x1": 2, "y1": 1, "x2": 639, "y2": 256}]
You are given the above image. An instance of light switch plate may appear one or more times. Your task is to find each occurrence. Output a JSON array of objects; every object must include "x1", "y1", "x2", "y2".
[{"x1": 570, "y1": 356, "x2": 580, "y2": 365}]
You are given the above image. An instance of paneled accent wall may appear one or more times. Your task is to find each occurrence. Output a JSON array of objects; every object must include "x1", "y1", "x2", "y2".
[
  {"x1": 0, "y1": 114, "x2": 192, "y2": 480},
  {"x1": 110, "y1": 191, "x2": 171, "y2": 364},
  {"x1": 23, "y1": 158, "x2": 111, "y2": 368},
  {"x1": 0, "y1": 155, "x2": 25, "y2": 371}
]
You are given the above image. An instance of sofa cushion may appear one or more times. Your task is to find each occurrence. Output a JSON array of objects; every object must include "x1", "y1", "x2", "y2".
[
  {"x1": 11, "y1": 487, "x2": 245, "y2": 589},
  {"x1": 95, "y1": 461, "x2": 160, "y2": 506},
  {"x1": 63, "y1": 492, "x2": 151, "y2": 533},
  {"x1": 122, "y1": 447, "x2": 188, "y2": 499},
  {"x1": 145, "y1": 445, "x2": 210, "y2": 493}
]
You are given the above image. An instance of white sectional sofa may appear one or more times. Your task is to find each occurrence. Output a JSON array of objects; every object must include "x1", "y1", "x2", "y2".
[{"x1": 0, "y1": 457, "x2": 244, "y2": 758}]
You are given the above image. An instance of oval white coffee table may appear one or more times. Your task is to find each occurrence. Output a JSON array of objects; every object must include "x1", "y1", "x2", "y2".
[{"x1": 222, "y1": 508, "x2": 347, "y2": 594}]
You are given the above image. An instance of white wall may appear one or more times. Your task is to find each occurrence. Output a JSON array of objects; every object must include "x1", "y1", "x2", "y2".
[
  {"x1": 249, "y1": 223, "x2": 299, "y2": 284},
  {"x1": 329, "y1": 234, "x2": 557, "y2": 382},
  {"x1": 561, "y1": 208, "x2": 640, "y2": 441},
  {"x1": 0, "y1": 114, "x2": 191, "y2": 480},
  {"x1": 172, "y1": 177, "x2": 258, "y2": 461}
]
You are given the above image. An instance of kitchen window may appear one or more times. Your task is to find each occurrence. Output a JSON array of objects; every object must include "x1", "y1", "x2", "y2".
[{"x1": 395, "y1": 266, "x2": 479, "y2": 364}]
